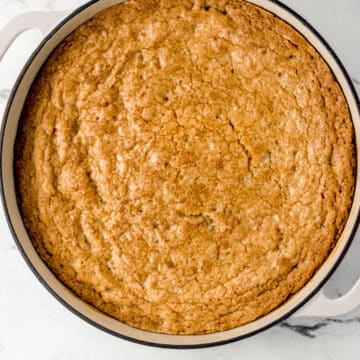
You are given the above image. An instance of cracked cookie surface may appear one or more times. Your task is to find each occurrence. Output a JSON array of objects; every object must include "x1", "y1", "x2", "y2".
[{"x1": 15, "y1": 0, "x2": 355, "y2": 334}]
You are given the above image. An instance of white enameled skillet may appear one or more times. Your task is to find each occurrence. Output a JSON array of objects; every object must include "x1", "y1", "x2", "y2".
[{"x1": 0, "y1": 0, "x2": 360, "y2": 348}]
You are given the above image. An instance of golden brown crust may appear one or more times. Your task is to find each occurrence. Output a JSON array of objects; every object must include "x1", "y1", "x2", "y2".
[{"x1": 15, "y1": 0, "x2": 355, "y2": 334}]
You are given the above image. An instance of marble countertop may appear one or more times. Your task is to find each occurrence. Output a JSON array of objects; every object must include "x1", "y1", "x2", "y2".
[{"x1": 0, "y1": 0, "x2": 359, "y2": 359}]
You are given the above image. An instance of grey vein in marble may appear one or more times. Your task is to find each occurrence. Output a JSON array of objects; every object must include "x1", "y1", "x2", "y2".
[
  {"x1": 280, "y1": 316, "x2": 360, "y2": 338},
  {"x1": 1, "y1": 245, "x2": 16, "y2": 252},
  {"x1": 352, "y1": 77, "x2": 360, "y2": 86},
  {"x1": 0, "y1": 88, "x2": 9, "y2": 100}
]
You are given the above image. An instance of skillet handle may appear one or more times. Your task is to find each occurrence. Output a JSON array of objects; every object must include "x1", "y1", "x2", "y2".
[
  {"x1": 292, "y1": 278, "x2": 360, "y2": 318},
  {"x1": 0, "y1": 11, "x2": 69, "y2": 61}
]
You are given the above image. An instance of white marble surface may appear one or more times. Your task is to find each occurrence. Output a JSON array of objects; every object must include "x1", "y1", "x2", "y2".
[{"x1": 0, "y1": 0, "x2": 360, "y2": 359}]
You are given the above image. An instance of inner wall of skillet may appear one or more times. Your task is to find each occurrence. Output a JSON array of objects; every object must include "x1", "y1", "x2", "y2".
[{"x1": 1, "y1": 0, "x2": 360, "y2": 346}]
